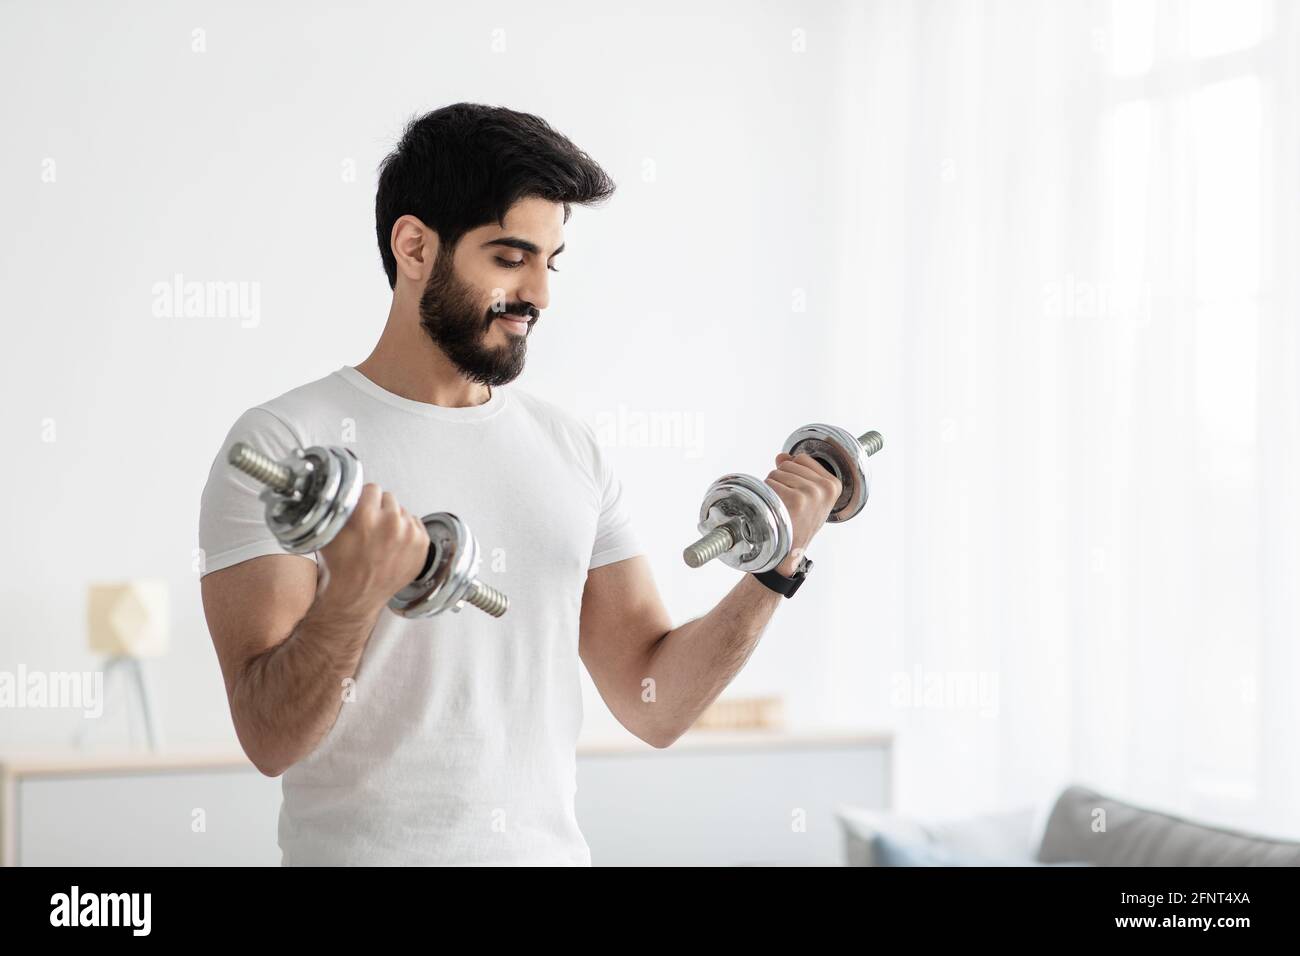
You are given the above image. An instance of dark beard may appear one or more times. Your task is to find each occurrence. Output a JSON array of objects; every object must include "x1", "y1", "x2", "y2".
[{"x1": 417, "y1": 249, "x2": 531, "y2": 387}]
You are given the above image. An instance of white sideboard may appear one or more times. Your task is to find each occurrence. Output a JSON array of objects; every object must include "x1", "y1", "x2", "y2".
[
  {"x1": 1, "y1": 730, "x2": 891, "y2": 866},
  {"x1": 577, "y1": 731, "x2": 892, "y2": 865}
]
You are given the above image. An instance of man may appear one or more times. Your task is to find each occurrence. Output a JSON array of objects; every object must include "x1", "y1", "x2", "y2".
[{"x1": 198, "y1": 103, "x2": 842, "y2": 866}]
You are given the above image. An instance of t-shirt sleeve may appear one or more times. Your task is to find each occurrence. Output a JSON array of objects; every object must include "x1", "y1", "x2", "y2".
[
  {"x1": 586, "y1": 429, "x2": 644, "y2": 571},
  {"x1": 198, "y1": 406, "x2": 318, "y2": 578}
]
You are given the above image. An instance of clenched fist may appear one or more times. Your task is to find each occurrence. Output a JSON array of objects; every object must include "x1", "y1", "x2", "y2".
[
  {"x1": 764, "y1": 453, "x2": 843, "y2": 577},
  {"x1": 315, "y1": 483, "x2": 430, "y2": 623}
]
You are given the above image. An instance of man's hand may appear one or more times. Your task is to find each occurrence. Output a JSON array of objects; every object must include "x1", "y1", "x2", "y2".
[
  {"x1": 316, "y1": 483, "x2": 430, "y2": 623},
  {"x1": 764, "y1": 452, "x2": 843, "y2": 577}
]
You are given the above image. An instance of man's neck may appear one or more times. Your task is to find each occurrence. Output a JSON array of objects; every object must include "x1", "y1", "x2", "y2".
[{"x1": 354, "y1": 301, "x2": 492, "y2": 408}]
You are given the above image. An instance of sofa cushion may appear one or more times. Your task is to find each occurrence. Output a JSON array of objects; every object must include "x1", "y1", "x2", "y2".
[
  {"x1": 870, "y1": 829, "x2": 1091, "y2": 866},
  {"x1": 837, "y1": 804, "x2": 1041, "y2": 865},
  {"x1": 1037, "y1": 785, "x2": 1300, "y2": 866}
]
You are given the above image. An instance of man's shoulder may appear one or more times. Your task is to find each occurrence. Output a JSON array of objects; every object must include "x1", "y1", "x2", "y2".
[
  {"x1": 206, "y1": 368, "x2": 349, "y2": 458},
  {"x1": 239, "y1": 367, "x2": 349, "y2": 429},
  {"x1": 259, "y1": 366, "x2": 349, "y2": 412}
]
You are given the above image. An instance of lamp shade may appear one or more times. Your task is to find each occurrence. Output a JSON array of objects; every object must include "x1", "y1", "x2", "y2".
[{"x1": 87, "y1": 580, "x2": 170, "y2": 657}]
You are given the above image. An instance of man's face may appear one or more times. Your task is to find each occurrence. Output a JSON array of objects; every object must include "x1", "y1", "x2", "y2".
[{"x1": 418, "y1": 196, "x2": 565, "y2": 387}]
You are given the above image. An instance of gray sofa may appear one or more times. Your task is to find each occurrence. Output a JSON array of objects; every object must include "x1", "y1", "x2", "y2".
[{"x1": 838, "y1": 784, "x2": 1300, "y2": 866}]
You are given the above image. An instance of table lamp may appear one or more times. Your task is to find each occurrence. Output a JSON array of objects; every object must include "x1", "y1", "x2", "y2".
[{"x1": 75, "y1": 579, "x2": 169, "y2": 751}]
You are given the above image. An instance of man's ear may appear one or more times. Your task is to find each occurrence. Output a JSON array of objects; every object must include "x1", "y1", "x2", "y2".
[{"x1": 390, "y1": 215, "x2": 437, "y2": 283}]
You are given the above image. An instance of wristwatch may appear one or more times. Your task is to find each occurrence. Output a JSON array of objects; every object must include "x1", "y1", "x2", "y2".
[{"x1": 752, "y1": 554, "x2": 813, "y2": 598}]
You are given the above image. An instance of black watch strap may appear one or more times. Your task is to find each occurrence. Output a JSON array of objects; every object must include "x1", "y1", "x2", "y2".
[{"x1": 753, "y1": 556, "x2": 813, "y2": 598}]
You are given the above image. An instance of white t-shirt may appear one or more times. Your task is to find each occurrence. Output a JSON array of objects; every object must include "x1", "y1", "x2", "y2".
[{"x1": 198, "y1": 365, "x2": 643, "y2": 865}]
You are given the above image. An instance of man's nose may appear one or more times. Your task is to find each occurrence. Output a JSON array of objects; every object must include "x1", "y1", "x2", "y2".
[{"x1": 517, "y1": 267, "x2": 549, "y2": 313}]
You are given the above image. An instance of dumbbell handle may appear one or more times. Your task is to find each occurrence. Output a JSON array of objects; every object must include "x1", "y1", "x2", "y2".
[{"x1": 227, "y1": 442, "x2": 509, "y2": 618}]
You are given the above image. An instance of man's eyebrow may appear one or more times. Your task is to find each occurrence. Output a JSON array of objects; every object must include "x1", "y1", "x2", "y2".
[{"x1": 481, "y1": 237, "x2": 565, "y2": 258}]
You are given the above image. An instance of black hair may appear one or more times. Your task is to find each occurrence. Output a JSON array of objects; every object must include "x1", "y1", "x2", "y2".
[{"x1": 375, "y1": 103, "x2": 616, "y2": 289}]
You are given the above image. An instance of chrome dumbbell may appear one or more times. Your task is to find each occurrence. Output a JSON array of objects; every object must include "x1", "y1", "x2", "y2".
[
  {"x1": 226, "y1": 442, "x2": 509, "y2": 618},
  {"x1": 682, "y1": 425, "x2": 883, "y2": 572}
]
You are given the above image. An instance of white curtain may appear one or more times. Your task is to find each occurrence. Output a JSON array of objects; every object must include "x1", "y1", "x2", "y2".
[{"x1": 827, "y1": 0, "x2": 1300, "y2": 837}]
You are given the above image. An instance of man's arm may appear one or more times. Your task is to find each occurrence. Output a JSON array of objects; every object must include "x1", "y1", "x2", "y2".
[
  {"x1": 201, "y1": 484, "x2": 429, "y2": 776},
  {"x1": 579, "y1": 557, "x2": 786, "y2": 748},
  {"x1": 202, "y1": 554, "x2": 376, "y2": 776},
  {"x1": 578, "y1": 452, "x2": 841, "y2": 748}
]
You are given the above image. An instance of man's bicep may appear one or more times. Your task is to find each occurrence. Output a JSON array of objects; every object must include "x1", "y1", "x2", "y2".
[
  {"x1": 201, "y1": 553, "x2": 318, "y2": 698},
  {"x1": 578, "y1": 556, "x2": 672, "y2": 693}
]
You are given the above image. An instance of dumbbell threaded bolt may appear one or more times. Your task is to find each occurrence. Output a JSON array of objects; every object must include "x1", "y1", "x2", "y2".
[
  {"x1": 858, "y1": 431, "x2": 883, "y2": 457},
  {"x1": 464, "y1": 579, "x2": 510, "y2": 618},
  {"x1": 683, "y1": 520, "x2": 740, "y2": 568},
  {"x1": 228, "y1": 442, "x2": 296, "y2": 493}
]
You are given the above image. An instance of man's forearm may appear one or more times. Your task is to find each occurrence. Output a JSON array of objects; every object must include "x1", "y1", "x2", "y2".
[
  {"x1": 640, "y1": 572, "x2": 787, "y2": 746},
  {"x1": 230, "y1": 598, "x2": 378, "y2": 776}
]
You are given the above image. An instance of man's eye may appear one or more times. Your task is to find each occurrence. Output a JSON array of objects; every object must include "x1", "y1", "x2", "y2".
[{"x1": 495, "y1": 256, "x2": 559, "y2": 273}]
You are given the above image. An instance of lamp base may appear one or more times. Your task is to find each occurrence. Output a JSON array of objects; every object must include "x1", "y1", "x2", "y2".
[{"x1": 72, "y1": 656, "x2": 163, "y2": 752}]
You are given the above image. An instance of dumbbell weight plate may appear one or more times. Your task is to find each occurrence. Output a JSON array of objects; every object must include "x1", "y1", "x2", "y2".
[
  {"x1": 389, "y1": 512, "x2": 481, "y2": 618},
  {"x1": 782, "y1": 423, "x2": 869, "y2": 523},
  {"x1": 262, "y1": 446, "x2": 364, "y2": 553},
  {"x1": 697, "y1": 473, "x2": 793, "y2": 574}
]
